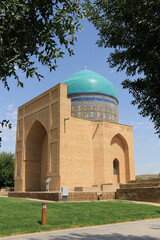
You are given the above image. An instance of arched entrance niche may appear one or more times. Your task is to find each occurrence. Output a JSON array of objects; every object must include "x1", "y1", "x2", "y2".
[
  {"x1": 111, "y1": 134, "x2": 130, "y2": 183},
  {"x1": 113, "y1": 158, "x2": 120, "y2": 183},
  {"x1": 25, "y1": 120, "x2": 48, "y2": 191}
]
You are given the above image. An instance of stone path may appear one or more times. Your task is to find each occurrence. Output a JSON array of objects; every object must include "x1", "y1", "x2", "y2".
[{"x1": 1, "y1": 218, "x2": 160, "y2": 240}]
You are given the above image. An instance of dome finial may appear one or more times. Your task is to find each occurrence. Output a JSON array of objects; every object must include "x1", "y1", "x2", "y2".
[{"x1": 85, "y1": 65, "x2": 87, "y2": 70}]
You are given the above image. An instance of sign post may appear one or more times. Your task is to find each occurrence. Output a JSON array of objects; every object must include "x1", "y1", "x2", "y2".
[
  {"x1": 61, "y1": 187, "x2": 68, "y2": 201},
  {"x1": 46, "y1": 178, "x2": 51, "y2": 192}
]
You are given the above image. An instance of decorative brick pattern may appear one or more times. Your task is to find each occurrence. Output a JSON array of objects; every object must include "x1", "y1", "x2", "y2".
[
  {"x1": 18, "y1": 119, "x2": 23, "y2": 138},
  {"x1": 25, "y1": 94, "x2": 50, "y2": 113},
  {"x1": 18, "y1": 108, "x2": 24, "y2": 117},
  {"x1": 52, "y1": 89, "x2": 58, "y2": 99},
  {"x1": 69, "y1": 94, "x2": 119, "y2": 123},
  {"x1": 50, "y1": 142, "x2": 58, "y2": 173}
]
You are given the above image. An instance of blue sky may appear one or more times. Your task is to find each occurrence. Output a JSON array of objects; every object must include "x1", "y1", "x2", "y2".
[{"x1": 0, "y1": 20, "x2": 159, "y2": 175}]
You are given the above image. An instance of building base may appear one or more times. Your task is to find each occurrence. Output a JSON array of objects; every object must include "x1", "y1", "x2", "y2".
[
  {"x1": 116, "y1": 178, "x2": 160, "y2": 203},
  {"x1": 8, "y1": 191, "x2": 115, "y2": 202}
]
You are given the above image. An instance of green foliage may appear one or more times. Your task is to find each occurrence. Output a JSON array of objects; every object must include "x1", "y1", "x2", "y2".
[
  {"x1": 0, "y1": 0, "x2": 85, "y2": 90},
  {"x1": 0, "y1": 198, "x2": 160, "y2": 237},
  {"x1": 86, "y1": 0, "x2": 160, "y2": 136},
  {"x1": 0, "y1": 152, "x2": 14, "y2": 188},
  {"x1": 0, "y1": 0, "x2": 85, "y2": 146},
  {"x1": 0, "y1": 120, "x2": 12, "y2": 147}
]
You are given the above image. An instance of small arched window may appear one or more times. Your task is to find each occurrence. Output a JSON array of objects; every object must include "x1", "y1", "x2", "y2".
[
  {"x1": 113, "y1": 160, "x2": 116, "y2": 175},
  {"x1": 113, "y1": 159, "x2": 119, "y2": 175}
]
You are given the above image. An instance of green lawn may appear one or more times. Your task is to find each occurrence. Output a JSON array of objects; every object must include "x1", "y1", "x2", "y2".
[{"x1": 0, "y1": 198, "x2": 160, "y2": 237}]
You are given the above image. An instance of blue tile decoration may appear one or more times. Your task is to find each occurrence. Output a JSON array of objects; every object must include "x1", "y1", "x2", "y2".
[
  {"x1": 69, "y1": 94, "x2": 118, "y2": 123},
  {"x1": 64, "y1": 69, "x2": 119, "y2": 123},
  {"x1": 71, "y1": 97, "x2": 118, "y2": 106}
]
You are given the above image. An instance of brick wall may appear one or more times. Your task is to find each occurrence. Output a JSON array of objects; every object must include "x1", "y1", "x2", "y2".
[
  {"x1": 8, "y1": 191, "x2": 115, "y2": 202},
  {"x1": 116, "y1": 187, "x2": 160, "y2": 203}
]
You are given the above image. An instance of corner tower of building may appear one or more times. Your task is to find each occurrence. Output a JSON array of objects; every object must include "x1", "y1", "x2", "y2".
[{"x1": 63, "y1": 69, "x2": 119, "y2": 123}]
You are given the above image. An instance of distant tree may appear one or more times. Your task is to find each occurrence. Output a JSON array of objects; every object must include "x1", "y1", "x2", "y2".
[
  {"x1": 86, "y1": 0, "x2": 160, "y2": 136},
  {"x1": 0, "y1": 152, "x2": 14, "y2": 188},
  {"x1": 0, "y1": 121, "x2": 12, "y2": 147},
  {"x1": 0, "y1": 0, "x2": 84, "y2": 90}
]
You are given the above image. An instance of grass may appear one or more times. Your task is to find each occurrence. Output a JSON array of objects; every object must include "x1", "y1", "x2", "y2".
[{"x1": 0, "y1": 198, "x2": 160, "y2": 237}]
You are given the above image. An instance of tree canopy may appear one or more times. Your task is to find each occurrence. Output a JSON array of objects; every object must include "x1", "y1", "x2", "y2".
[
  {"x1": 86, "y1": 0, "x2": 160, "y2": 136},
  {"x1": 0, "y1": 152, "x2": 14, "y2": 188},
  {"x1": 0, "y1": 0, "x2": 85, "y2": 147},
  {"x1": 1, "y1": 0, "x2": 160, "y2": 138},
  {"x1": 0, "y1": 0, "x2": 84, "y2": 90},
  {"x1": 0, "y1": 120, "x2": 12, "y2": 147}
]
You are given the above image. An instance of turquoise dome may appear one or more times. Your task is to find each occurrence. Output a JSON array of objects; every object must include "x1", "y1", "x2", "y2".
[{"x1": 63, "y1": 69, "x2": 118, "y2": 100}]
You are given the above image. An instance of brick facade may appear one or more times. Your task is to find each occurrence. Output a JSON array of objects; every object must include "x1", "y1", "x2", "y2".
[{"x1": 14, "y1": 83, "x2": 135, "y2": 192}]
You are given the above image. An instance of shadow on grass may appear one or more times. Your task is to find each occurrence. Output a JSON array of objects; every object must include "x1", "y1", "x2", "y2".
[
  {"x1": 37, "y1": 221, "x2": 42, "y2": 225},
  {"x1": 27, "y1": 233, "x2": 159, "y2": 240}
]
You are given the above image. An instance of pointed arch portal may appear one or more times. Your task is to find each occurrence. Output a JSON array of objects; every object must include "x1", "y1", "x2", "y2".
[
  {"x1": 25, "y1": 120, "x2": 48, "y2": 191},
  {"x1": 111, "y1": 133, "x2": 130, "y2": 183}
]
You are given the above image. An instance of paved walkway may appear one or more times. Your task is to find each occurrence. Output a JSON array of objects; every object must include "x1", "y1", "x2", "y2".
[{"x1": 1, "y1": 219, "x2": 160, "y2": 240}]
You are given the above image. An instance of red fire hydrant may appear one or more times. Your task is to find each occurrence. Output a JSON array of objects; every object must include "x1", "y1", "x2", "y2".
[{"x1": 42, "y1": 202, "x2": 47, "y2": 225}]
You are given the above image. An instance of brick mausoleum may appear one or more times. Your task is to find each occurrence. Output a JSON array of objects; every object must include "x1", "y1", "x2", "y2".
[{"x1": 14, "y1": 69, "x2": 135, "y2": 193}]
